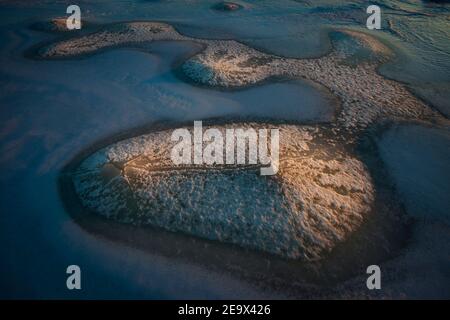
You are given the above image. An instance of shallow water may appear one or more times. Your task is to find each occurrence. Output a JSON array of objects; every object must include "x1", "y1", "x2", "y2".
[
  {"x1": 0, "y1": 0, "x2": 449, "y2": 298},
  {"x1": 0, "y1": 27, "x2": 272, "y2": 298},
  {"x1": 378, "y1": 123, "x2": 450, "y2": 224}
]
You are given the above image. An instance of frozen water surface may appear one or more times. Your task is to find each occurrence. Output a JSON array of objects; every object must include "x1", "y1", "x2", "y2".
[{"x1": 0, "y1": 0, "x2": 449, "y2": 298}]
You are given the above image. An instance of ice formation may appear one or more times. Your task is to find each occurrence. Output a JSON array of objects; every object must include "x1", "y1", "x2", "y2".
[
  {"x1": 39, "y1": 21, "x2": 442, "y2": 131},
  {"x1": 72, "y1": 123, "x2": 373, "y2": 261},
  {"x1": 39, "y1": 21, "x2": 445, "y2": 262}
]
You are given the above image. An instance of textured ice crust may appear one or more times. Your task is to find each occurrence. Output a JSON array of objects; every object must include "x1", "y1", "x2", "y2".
[
  {"x1": 73, "y1": 124, "x2": 374, "y2": 261},
  {"x1": 40, "y1": 21, "x2": 441, "y2": 131}
]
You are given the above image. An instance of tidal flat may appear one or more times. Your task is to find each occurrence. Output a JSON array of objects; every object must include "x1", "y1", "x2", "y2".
[
  {"x1": 0, "y1": 0, "x2": 449, "y2": 299},
  {"x1": 48, "y1": 18, "x2": 447, "y2": 297}
]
